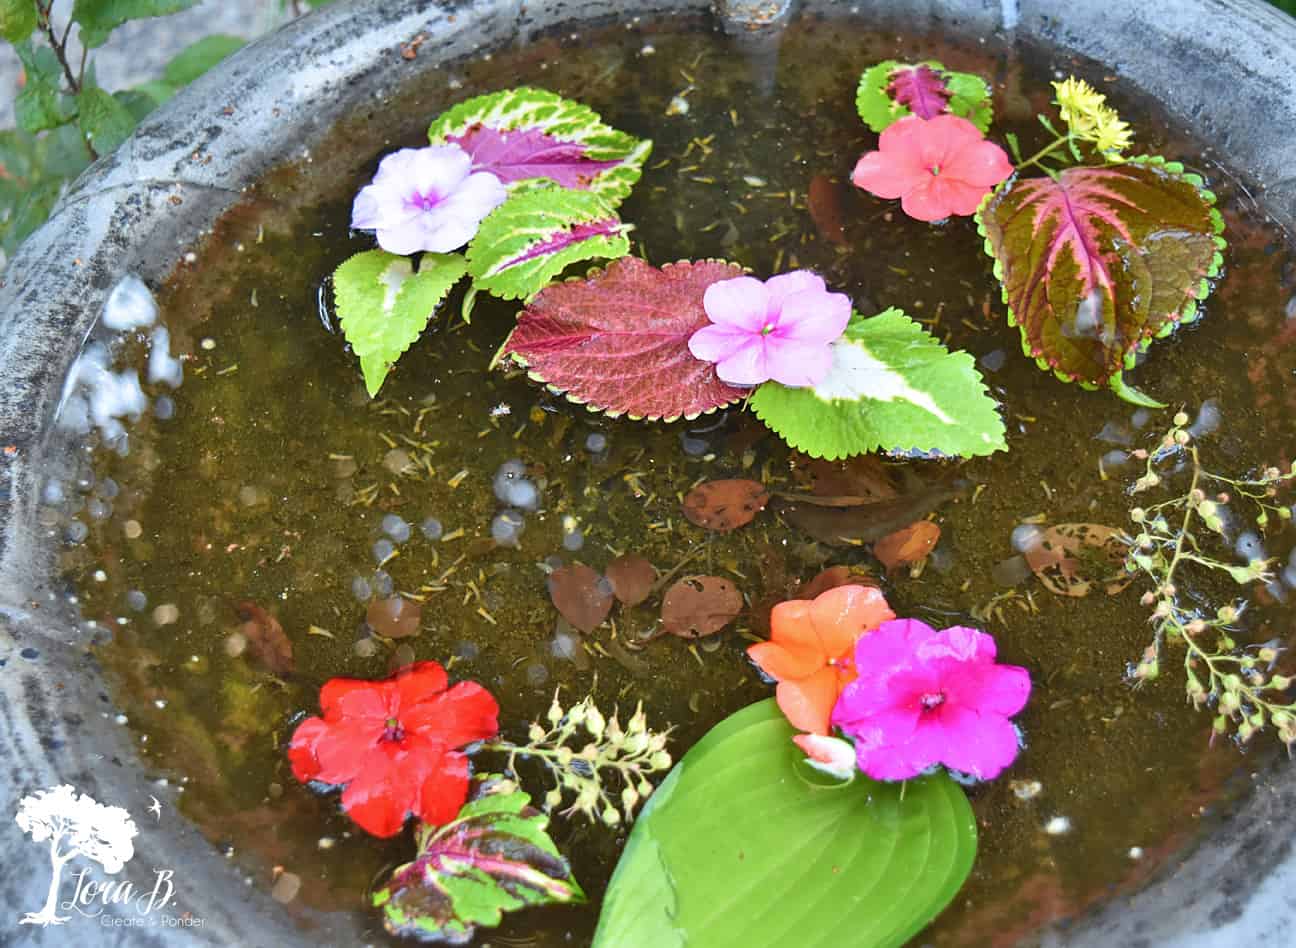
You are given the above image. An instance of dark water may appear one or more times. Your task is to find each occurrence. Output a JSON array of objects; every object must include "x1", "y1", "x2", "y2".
[{"x1": 50, "y1": 12, "x2": 1296, "y2": 947}]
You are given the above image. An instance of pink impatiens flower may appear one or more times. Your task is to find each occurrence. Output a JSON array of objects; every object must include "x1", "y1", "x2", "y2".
[
  {"x1": 351, "y1": 144, "x2": 507, "y2": 255},
  {"x1": 851, "y1": 114, "x2": 1013, "y2": 222},
  {"x1": 687, "y1": 271, "x2": 851, "y2": 387},
  {"x1": 831, "y1": 618, "x2": 1030, "y2": 782}
]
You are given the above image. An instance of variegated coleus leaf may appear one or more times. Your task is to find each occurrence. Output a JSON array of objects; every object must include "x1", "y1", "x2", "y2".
[
  {"x1": 856, "y1": 60, "x2": 993, "y2": 134},
  {"x1": 428, "y1": 87, "x2": 651, "y2": 206},
  {"x1": 333, "y1": 249, "x2": 467, "y2": 396},
  {"x1": 749, "y1": 308, "x2": 1006, "y2": 460},
  {"x1": 466, "y1": 185, "x2": 631, "y2": 300},
  {"x1": 977, "y1": 157, "x2": 1225, "y2": 396},
  {"x1": 373, "y1": 785, "x2": 585, "y2": 943}
]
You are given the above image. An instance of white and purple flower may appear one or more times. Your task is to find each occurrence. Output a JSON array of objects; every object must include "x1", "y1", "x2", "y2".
[{"x1": 350, "y1": 144, "x2": 507, "y2": 255}]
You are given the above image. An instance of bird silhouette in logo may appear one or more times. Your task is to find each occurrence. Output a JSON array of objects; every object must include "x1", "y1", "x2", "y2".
[{"x1": 147, "y1": 796, "x2": 162, "y2": 821}]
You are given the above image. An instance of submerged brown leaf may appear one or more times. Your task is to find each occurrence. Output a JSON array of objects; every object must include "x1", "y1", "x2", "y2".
[
  {"x1": 1023, "y1": 523, "x2": 1132, "y2": 597},
  {"x1": 661, "y1": 575, "x2": 743, "y2": 638},
  {"x1": 795, "y1": 454, "x2": 900, "y2": 501},
  {"x1": 548, "y1": 564, "x2": 614, "y2": 633},
  {"x1": 800, "y1": 565, "x2": 880, "y2": 600},
  {"x1": 368, "y1": 597, "x2": 423, "y2": 639},
  {"x1": 874, "y1": 521, "x2": 942, "y2": 572},
  {"x1": 777, "y1": 485, "x2": 959, "y2": 547},
  {"x1": 605, "y1": 554, "x2": 656, "y2": 606},
  {"x1": 234, "y1": 601, "x2": 294, "y2": 675},
  {"x1": 682, "y1": 479, "x2": 770, "y2": 532}
]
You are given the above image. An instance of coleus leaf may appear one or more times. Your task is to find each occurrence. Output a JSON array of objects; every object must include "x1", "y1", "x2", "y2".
[
  {"x1": 466, "y1": 185, "x2": 630, "y2": 300},
  {"x1": 428, "y1": 86, "x2": 652, "y2": 206},
  {"x1": 977, "y1": 157, "x2": 1225, "y2": 393},
  {"x1": 498, "y1": 256, "x2": 750, "y2": 421},
  {"x1": 749, "y1": 308, "x2": 1006, "y2": 460},
  {"x1": 856, "y1": 60, "x2": 993, "y2": 134},
  {"x1": 333, "y1": 249, "x2": 467, "y2": 396},
  {"x1": 373, "y1": 784, "x2": 585, "y2": 942}
]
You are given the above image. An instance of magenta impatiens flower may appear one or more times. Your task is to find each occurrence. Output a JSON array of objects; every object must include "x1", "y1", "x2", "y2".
[
  {"x1": 851, "y1": 114, "x2": 1013, "y2": 222},
  {"x1": 351, "y1": 144, "x2": 507, "y2": 255},
  {"x1": 687, "y1": 271, "x2": 851, "y2": 387},
  {"x1": 831, "y1": 618, "x2": 1030, "y2": 781}
]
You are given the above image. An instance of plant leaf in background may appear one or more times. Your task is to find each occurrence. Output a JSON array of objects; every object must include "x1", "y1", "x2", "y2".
[
  {"x1": 750, "y1": 308, "x2": 1006, "y2": 460},
  {"x1": 465, "y1": 185, "x2": 630, "y2": 300},
  {"x1": 428, "y1": 86, "x2": 652, "y2": 206},
  {"x1": 978, "y1": 157, "x2": 1224, "y2": 396},
  {"x1": 856, "y1": 60, "x2": 993, "y2": 133},
  {"x1": 0, "y1": 0, "x2": 37, "y2": 43},
  {"x1": 333, "y1": 249, "x2": 468, "y2": 396},
  {"x1": 13, "y1": 41, "x2": 76, "y2": 133},
  {"x1": 71, "y1": 0, "x2": 197, "y2": 48},
  {"x1": 592, "y1": 699, "x2": 977, "y2": 948},
  {"x1": 76, "y1": 85, "x2": 135, "y2": 154},
  {"x1": 160, "y1": 33, "x2": 246, "y2": 85},
  {"x1": 373, "y1": 786, "x2": 585, "y2": 943}
]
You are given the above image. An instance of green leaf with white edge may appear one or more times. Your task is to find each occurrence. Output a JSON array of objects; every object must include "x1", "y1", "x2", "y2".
[
  {"x1": 161, "y1": 34, "x2": 245, "y2": 86},
  {"x1": 466, "y1": 185, "x2": 630, "y2": 301},
  {"x1": 13, "y1": 42, "x2": 77, "y2": 134},
  {"x1": 749, "y1": 308, "x2": 1006, "y2": 460},
  {"x1": 71, "y1": 0, "x2": 196, "y2": 48},
  {"x1": 856, "y1": 60, "x2": 993, "y2": 134},
  {"x1": 333, "y1": 249, "x2": 467, "y2": 396},
  {"x1": 77, "y1": 85, "x2": 136, "y2": 155},
  {"x1": 592, "y1": 699, "x2": 977, "y2": 948},
  {"x1": 0, "y1": 0, "x2": 37, "y2": 43},
  {"x1": 373, "y1": 783, "x2": 584, "y2": 942}
]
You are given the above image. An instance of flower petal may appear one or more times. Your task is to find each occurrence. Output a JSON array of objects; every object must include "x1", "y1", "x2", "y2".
[
  {"x1": 764, "y1": 338, "x2": 835, "y2": 388},
  {"x1": 898, "y1": 177, "x2": 959, "y2": 223},
  {"x1": 776, "y1": 666, "x2": 841, "y2": 735},
  {"x1": 320, "y1": 677, "x2": 392, "y2": 723},
  {"x1": 714, "y1": 335, "x2": 772, "y2": 386},
  {"x1": 792, "y1": 734, "x2": 857, "y2": 780},
  {"x1": 851, "y1": 617, "x2": 938, "y2": 673},
  {"x1": 688, "y1": 323, "x2": 754, "y2": 365},
  {"x1": 402, "y1": 680, "x2": 500, "y2": 747},
  {"x1": 932, "y1": 705, "x2": 1023, "y2": 780},
  {"x1": 769, "y1": 598, "x2": 814, "y2": 646},
  {"x1": 919, "y1": 114, "x2": 988, "y2": 163},
  {"x1": 392, "y1": 661, "x2": 449, "y2": 711},
  {"x1": 764, "y1": 270, "x2": 826, "y2": 310},
  {"x1": 703, "y1": 276, "x2": 772, "y2": 331},
  {"x1": 416, "y1": 750, "x2": 472, "y2": 827},
  {"x1": 854, "y1": 721, "x2": 943, "y2": 781},
  {"x1": 809, "y1": 584, "x2": 895, "y2": 660},
  {"x1": 943, "y1": 138, "x2": 1014, "y2": 188},
  {"x1": 339, "y1": 750, "x2": 416, "y2": 838},
  {"x1": 311, "y1": 718, "x2": 386, "y2": 785},
  {"x1": 773, "y1": 289, "x2": 852, "y2": 344},
  {"x1": 408, "y1": 144, "x2": 473, "y2": 202},
  {"x1": 287, "y1": 716, "x2": 329, "y2": 783},
  {"x1": 748, "y1": 639, "x2": 821, "y2": 682},
  {"x1": 851, "y1": 149, "x2": 928, "y2": 201},
  {"x1": 944, "y1": 661, "x2": 1032, "y2": 717}
]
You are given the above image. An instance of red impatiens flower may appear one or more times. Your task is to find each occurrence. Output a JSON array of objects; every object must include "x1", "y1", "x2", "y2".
[
  {"x1": 288, "y1": 661, "x2": 498, "y2": 838},
  {"x1": 851, "y1": 114, "x2": 1013, "y2": 222}
]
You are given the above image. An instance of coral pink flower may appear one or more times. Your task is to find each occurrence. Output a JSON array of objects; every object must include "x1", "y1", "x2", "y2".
[
  {"x1": 831, "y1": 619, "x2": 1031, "y2": 781},
  {"x1": 747, "y1": 584, "x2": 896, "y2": 735},
  {"x1": 851, "y1": 114, "x2": 1013, "y2": 222},
  {"x1": 289, "y1": 661, "x2": 499, "y2": 838},
  {"x1": 688, "y1": 270, "x2": 851, "y2": 387}
]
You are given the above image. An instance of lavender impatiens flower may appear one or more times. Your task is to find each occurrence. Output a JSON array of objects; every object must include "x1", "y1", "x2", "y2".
[
  {"x1": 351, "y1": 144, "x2": 507, "y2": 255},
  {"x1": 831, "y1": 618, "x2": 1031, "y2": 782},
  {"x1": 687, "y1": 271, "x2": 851, "y2": 387}
]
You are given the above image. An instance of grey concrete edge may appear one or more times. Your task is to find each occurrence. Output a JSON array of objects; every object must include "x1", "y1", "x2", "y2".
[{"x1": 0, "y1": 0, "x2": 1293, "y2": 945}]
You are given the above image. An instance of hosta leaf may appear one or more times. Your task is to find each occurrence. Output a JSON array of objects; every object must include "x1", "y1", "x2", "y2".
[
  {"x1": 856, "y1": 60, "x2": 993, "y2": 133},
  {"x1": 592, "y1": 699, "x2": 977, "y2": 948},
  {"x1": 333, "y1": 249, "x2": 467, "y2": 396},
  {"x1": 499, "y1": 256, "x2": 750, "y2": 421},
  {"x1": 977, "y1": 158, "x2": 1224, "y2": 392},
  {"x1": 428, "y1": 86, "x2": 651, "y2": 205},
  {"x1": 373, "y1": 787, "x2": 584, "y2": 943},
  {"x1": 749, "y1": 308, "x2": 1006, "y2": 460},
  {"x1": 71, "y1": 0, "x2": 197, "y2": 48},
  {"x1": 466, "y1": 185, "x2": 630, "y2": 300}
]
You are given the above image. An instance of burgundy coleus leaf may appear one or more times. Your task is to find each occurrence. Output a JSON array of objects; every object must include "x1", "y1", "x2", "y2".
[
  {"x1": 449, "y1": 125, "x2": 621, "y2": 189},
  {"x1": 979, "y1": 159, "x2": 1224, "y2": 388},
  {"x1": 373, "y1": 786, "x2": 585, "y2": 942},
  {"x1": 887, "y1": 64, "x2": 952, "y2": 119},
  {"x1": 499, "y1": 256, "x2": 750, "y2": 421}
]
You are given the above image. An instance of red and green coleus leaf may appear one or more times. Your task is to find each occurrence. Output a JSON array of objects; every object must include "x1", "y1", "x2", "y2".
[
  {"x1": 977, "y1": 157, "x2": 1225, "y2": 395},
  {"x1": 466, "y1": 185, "x2": 631, "y2": 300},
  {"x1": 856, "y1": 60, "x2": 993, "y2": 134},
  {"x1": 498, "y1": 256, "x2": 750, "y2": 421},
  {"x1": 373, "y1": 782, "x2": 585, "y2": 943},
  {"x1": 333, "y1": 250, "x2": 468, "y2": 397},
  {"x1": 428, "y1": 87, "x2": 652, "y2": 206}
]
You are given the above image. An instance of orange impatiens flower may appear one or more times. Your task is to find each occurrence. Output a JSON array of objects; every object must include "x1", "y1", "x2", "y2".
[{"x1": 747, "y1": 584, "x2": 895, "y2": 735}]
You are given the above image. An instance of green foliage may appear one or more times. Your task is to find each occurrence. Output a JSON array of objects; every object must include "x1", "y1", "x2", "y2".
[
  {"x1": 76, "y1": 85, "x2": 134, "y2": 154},
  {"x1": 592, "y1": 700, "x2": 977, "y2": 948},
  {"x1": 13, "y1": 41, "x2": 75, "y2": 133},
  {"x1": 749, "y1": 308, "x2": 1006, "y2": 460},
  {"x1": 71, "y1": 0, "x2": 197, "y2": 48},
  {"x1": 856, "y1": 60, "x2": 993, "y2": 133},
  {"x1": 0, "y1": 0, "x2": 37, "y2": 44},
  {"x1": 160, "y1": 34, "x2": 245, "y2": 86}
]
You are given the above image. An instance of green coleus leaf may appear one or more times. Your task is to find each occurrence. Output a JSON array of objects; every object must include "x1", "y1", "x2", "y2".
[
  {"x1": 856, "y1": 60, "x2": 993, "y2": 133},
  {"x1": 0, "y1": 0, "x2": 38, "y2": 43},
  {"x1": 71, "y1": 0, "x2": 197, "y2": 48},
  {"x1": 76, "y1": 85, "x2": 136, "y2": 155},
  {"x1": 333, "y1": 249, "x2": 467, "y2": 397},
  {"x1": 592, "y1": 699, "x2": 977, "y2": 948},
  {"x1": 13, "y1": 41, "x2": 77, "y2": 134},
  {"x1": 749, "y1": 308, "x2": 1006, "y2": 460},
  {"x1": 160, "y1": 34, "x2": 245, "y2": 86},
  {"x1": 428, "y1": 86, "x2": 651, "y2": 206},
  {"x1": 466, "y1": 185, "x2": 630, "y2": 300},
  {"x1": 977, "y1": 157, "x2": 1225, "y2": 395},
  {"x1": 373, "y1": 786, "x2": 585, "y2": 942}
]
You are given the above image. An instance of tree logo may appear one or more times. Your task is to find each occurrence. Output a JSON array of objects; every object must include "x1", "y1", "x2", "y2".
[{"x1": 15, "y1": 784, "x2": 140, "y2": 927}]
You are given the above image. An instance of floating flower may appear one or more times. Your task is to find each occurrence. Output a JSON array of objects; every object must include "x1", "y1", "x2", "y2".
[
  {"x1": 687, "y1": 271, "x2": 852, "y2": 387},
  {"x1": 1051, "y1": 76, "x2": 1133, "y2": 158},
  {"x1": 747, "y1": 584, "x2": 895, "y2": 735},
  {"x1": 851, "y1": 114, "x2": 1013, "y2": 222},
  {"x1": 792, "y1": 733, "x2": 857, "y2": 781},
  {"x1": 289, "y1": 661, "x2": 499, "y2": 838},
  {"x1": 351, "y1": 144, "x2": 507, "y2": 255},
  {"x1": 831, "y1": 618, "x2": 1031, "y2": 782}
]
